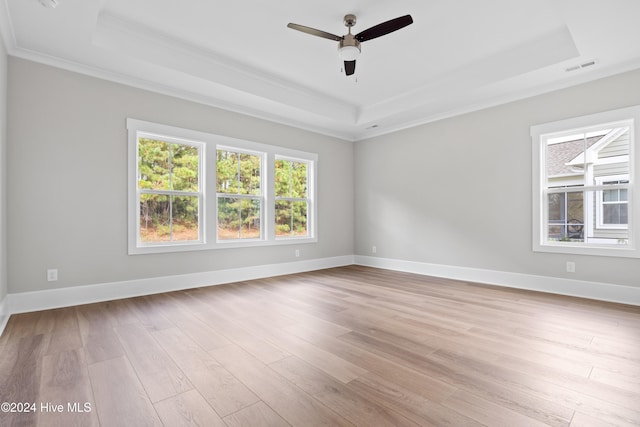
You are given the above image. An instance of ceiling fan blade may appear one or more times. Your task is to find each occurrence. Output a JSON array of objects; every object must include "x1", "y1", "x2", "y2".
[
  {"x1": 287, "y1": 23, "x2": 342, "y2": 41},
  {"x1": 344, "y1": 60, "x2": 356, "y2": 76},
  {"x1": 355, "y1": 15, "x2": 413, "y2": 42}
]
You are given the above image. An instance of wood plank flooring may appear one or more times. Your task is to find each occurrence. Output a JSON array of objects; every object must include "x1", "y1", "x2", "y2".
[{"x1": 1, "y1": 265, "x2": 639, "y2": 426}]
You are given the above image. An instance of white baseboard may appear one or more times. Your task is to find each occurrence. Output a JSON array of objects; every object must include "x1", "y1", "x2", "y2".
[
  {"x1": 354, "y1": 255, "x2": 640, "y2": 306},
  {"x1": 2, "y1": 253, "x2": 638, "y2": 337},
  {"x1": 0, "y1": 295, "x2": 8, "y2": 337},
  {"x1": 5, "y1": 255, "x2": 355, "y2": 317}
]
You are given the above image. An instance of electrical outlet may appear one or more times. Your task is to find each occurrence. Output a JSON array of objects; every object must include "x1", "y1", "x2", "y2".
[
  {"x1": 47, "y1": 269, "x2": 58, "y2": 282},
  {"x1": 372, "y1": 246, "x2": 377, "y2": 254},
  {"x1": 295, "y1": 249, "x2": 300, "y2": 257},
  {"x1": 566, "y1": 261, "x2": 576, "y2": 273}
]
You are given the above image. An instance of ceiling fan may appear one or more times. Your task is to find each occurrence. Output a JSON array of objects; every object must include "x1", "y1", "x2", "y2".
[{"x1": 287, "y1": 14, "x2": 413, "y2": 76}]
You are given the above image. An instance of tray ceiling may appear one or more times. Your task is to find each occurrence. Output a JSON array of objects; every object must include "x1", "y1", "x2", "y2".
[{"x1": 2, "y1": 0, "x2": 640, "y2": 140}]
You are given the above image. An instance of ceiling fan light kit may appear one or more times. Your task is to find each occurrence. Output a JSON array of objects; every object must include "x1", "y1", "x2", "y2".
[
  {"x1": 338, "y1": 40, "x2": 361, "y2": 61},
  {"x1": 288, "y1": 13, "x2": 413, "y2": 76}
]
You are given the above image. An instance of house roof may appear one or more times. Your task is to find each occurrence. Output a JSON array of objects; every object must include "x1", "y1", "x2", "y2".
[{"x1": 546, "y1": 136, "x2": 600, "y2": 177}]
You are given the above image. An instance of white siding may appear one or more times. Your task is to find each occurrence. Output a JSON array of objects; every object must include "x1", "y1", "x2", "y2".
[{"x1": 599, "y1": 133, "x2": 629, "y2": 159}]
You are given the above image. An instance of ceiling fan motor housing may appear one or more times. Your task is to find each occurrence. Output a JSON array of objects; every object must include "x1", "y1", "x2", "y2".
[
  {"x1": 339, "y1": 14, "x2": 361, "y2": 60},
  {"x1": 338, "y1": 34, "x2": 361, "y2": 59}
]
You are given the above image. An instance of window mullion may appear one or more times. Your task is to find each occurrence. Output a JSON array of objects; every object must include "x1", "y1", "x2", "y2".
[
  {"x1": 216, "y1": 193, "x2": 260, "y2": 200},
  {"x1": 141, "y1": 189, "x2": 200, "y2": 197},
  {"x1": 274, "y1": 196, "x2": 308, "y2": 202},
  {"x1": 169, "y1": 194, "x2": 173, "y2": 241},
  {"x1": 546, "y1": 184, "x2": 629, "y2": 194}
]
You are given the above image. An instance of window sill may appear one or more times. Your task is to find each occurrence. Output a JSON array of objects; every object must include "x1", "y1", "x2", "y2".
[
  {"x1": 533, "y1": 242, "x2": 640, "y2": 258},
  {"x1": 129, "y1": 236, "x2": 317, "y2": 255}
]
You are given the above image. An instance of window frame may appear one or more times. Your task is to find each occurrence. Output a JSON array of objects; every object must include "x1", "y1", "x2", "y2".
[
  {"x1": 128, "y1": 119, "x2": 318, "y2": 254},
  {"x1": 531, "y1": 106, "x2": 640, "y2": 258},
  {"x1": 129, "y1": 122, "x2": 207, "y2": 255}
]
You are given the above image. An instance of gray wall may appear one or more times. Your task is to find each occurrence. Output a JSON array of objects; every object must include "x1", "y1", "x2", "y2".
[
  {"x1": 7, "y1": 58, "x2": 354, "y2": 293},
  {"x1": 355, "y1": 68, "x2": 640, "y2": 288},
  {"x1": 0, "y1": 33, "x2": 7, "y2": 303},
  {"x1": 7, "y1": 55, "x2": 640, "y2": 297}
]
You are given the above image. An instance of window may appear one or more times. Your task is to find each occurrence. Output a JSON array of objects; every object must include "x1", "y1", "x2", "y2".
[
  {"x1": 216, "y1": 148, "x2": 263, "y2": 240},
  {"x1": 275, "y1": 157, "x2": 311, "y2": 238},
  {"x1": 128, "y1": 119, "x2": 317, "y2": 254},
  {"x1": 531, "y1": 106, "x2": 640, "y2": 257},
  {"x1": 136, "y1": 135, "x2": 203, "y2": 246}
]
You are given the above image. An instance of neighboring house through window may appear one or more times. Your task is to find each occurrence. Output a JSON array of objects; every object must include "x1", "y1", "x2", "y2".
[{"x1": 596, "y1": 175, "x2": 628, "y2": 229}]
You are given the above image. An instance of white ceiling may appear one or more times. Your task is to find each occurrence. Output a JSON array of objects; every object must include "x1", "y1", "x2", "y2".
[{"x1": 2, "y1": 0, "x2": 640, "y2": 141}]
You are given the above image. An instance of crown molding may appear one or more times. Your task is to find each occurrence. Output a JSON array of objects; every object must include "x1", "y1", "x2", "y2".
[{"x1": 8, "y1": 44, "x2": 358, "y2": 141}]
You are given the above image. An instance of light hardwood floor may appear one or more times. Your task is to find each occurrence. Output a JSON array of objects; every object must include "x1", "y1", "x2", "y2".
[{"x1": 1, "y1": 265, "x2": 639, "y2": 426}]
